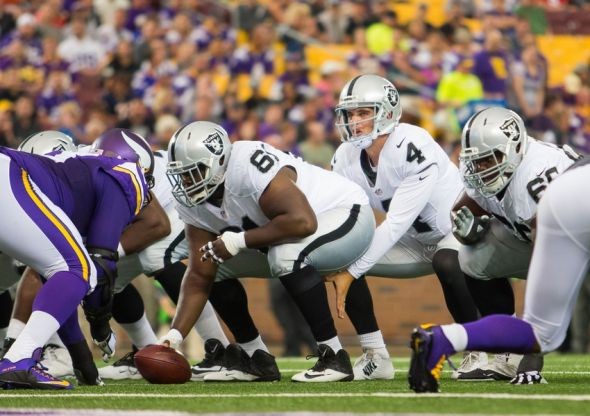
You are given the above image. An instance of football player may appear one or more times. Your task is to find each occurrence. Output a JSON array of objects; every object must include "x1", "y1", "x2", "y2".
[
  {"x1": 326, "y1": 74, "x2": 480, "y2": 378},
  {"x1": 408, "y1": 155, "x2": 590, "y2": 393},
  {"x1": 0, "y1": 128, "x2": 152, "y2": 389},
  {"x1": 159, "y1": 120, "x2": 376, "y2": 382},
  {"x1": 446, "y1": 107, "x2": 581, "y2": 381}
]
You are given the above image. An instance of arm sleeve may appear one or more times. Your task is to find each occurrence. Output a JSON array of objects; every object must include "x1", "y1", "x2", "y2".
[{"x1": 347, "y1": 165, "x2": 439, "y2": 278}]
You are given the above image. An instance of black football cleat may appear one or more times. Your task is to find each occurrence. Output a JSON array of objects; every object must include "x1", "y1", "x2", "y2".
[{"x1": 408, "y1": 325, "x2": 445, "y2": 393}]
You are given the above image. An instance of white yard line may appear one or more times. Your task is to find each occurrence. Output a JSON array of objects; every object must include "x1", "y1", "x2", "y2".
[{"x1": 1, "y1": 392, "x2": 590, "y2": 401}]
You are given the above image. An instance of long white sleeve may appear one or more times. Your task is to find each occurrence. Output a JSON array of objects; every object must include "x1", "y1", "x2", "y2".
[{"x1": 347, "y1": 164, "x2": 439, "y2": 278}]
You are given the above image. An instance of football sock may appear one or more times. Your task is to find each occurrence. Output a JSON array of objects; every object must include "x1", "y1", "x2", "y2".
[
  {"x1": 119, "y1": 313, "x2": 158, "y2": 348},
  {"x1": 463, "y1": 315, "x2": 538, "y2": 353},
  {"x1": 195, "y1": 301, "x2": 230, "y2": 347},
  {"x1": 6, "y1": 318, "x2": 25, "y2": 339},
  {"x1": 46, "y1": 332, "x2": 66, "y2": 348},
  {"x1": 358, "y1": 330, "x2": 387, "y2": 352},
  {"x1": 0, "y1": 290, "x2": 13, "y2": 333},
  {"x1": 32, "y1": 271, "x2": 87, "y2": 324},
  {"x1": 319, "y1": 336, "x2": 342, "y2": 353},
  {"x1": 280, "y1": 266, "x2": 338, "y2": 343},
  {"x1": 344, "y1": 276, "x2": 379, "y2": 334},
  {"x1": 113, "y1": 284, "x2": 145, "y2": 324},
  {"x1": 431, "y1": 249, "x2": 479, "y2": 323},
  {"x1": 209, "y1": 279, "x2": 259, "y2": 343},
  {"x1": 466, "y1": 276, "x2": 515, "y2": 316},
  {"x1": 440, "y1": 323, "x2": 468, "y2": 352},
  {"x1": 5, "y1": 311, "x2": 59, "y2": 361},
  {"x1": 239, "y1": 335, "x2": 269, "y2": 356}
]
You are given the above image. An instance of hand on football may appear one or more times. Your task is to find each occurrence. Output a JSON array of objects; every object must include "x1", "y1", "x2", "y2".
[
  {"x1": 324, "y1": 271, "x2": 354, "y2": 319},
  {"x1": 158, "y1": 328, "x2": 183, "y2": 351}
]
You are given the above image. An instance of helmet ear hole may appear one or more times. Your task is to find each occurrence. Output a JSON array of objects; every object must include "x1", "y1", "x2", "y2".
[
  {"x1": 515, "y1": 143, "x2": 521, "y2": 153},
  {"x1": 219, "y1": 155, "x2": 225, "y2": 166}
]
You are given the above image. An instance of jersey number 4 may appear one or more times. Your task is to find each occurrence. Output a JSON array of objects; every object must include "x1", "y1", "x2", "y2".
[{"x1": 406, "y1": 142, "x2": 425, "y2": 164}]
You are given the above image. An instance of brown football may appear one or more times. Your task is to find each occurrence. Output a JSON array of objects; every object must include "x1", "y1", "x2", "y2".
[{"x1": 134, "y1": 344, "x2": 191, "y2": 384}]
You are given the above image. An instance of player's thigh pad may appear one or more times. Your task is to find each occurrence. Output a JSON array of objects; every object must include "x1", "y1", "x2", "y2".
[
  {"x1": 0, "y1": 155, "x2": 96, "y2": 290},
  {"x1": 458, "y1": 218, "x2": 531, "y2": 280},
  {"x1": 268, "y1": 204, "x2": 375, "y2": 277},
  {"x1": 138, "y1": 211, "x2": 188, "y2": 275},
  {"x1": 367, "y1": 233, "x2": 435, "y2": 278},
  {"x1": 215, "y1": 249, "x2": 272, "y2": 280}
]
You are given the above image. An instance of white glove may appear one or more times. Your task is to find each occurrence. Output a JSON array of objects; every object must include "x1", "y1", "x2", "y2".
[
  {"x1": 452, "y1": 206, "x2": 490, "y2": 245},
  {"x1": 219, "y1": 231, "x2": 246, "y2": 256},
  {"x1": 159, "y1": 328, "x2": 184, "y2": 351},
  {"x1": 93, "y1": 331, "x2": 116, "y2": 362},
  {"x1": 510, "y1": 371, "x2": 548, "y2": 385}
]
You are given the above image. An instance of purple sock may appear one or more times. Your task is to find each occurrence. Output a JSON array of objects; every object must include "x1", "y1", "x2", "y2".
[
  {"x1": 428, "y1": 326, "x2": 456, "y2": 370},
  {"x1": 57, "y1": 311, "x2": 85, "y2": 345},
  {"x1": 33, "y1": 271, "x2": 88, "y2": 325},
  {"x1": 464, "y1": 314, "x2": 538, "y2": 354}
]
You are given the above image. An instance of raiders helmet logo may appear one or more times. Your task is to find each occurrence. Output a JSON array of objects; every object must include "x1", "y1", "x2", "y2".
[
  {"x1": 499, "y1": 118, "x2": 520, "y2": 141},
  {"x1": 203, "y1": 131, "x2": 224, "y2": 155},
  {"x1": 384, "y1": 85, "x2": 399, "y2": 107}
]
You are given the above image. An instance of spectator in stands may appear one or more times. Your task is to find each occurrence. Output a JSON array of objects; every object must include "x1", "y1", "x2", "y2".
[
  {"x1": 36, "y1": 69, "x2": 74, "y2": 127},
  {"x1": 472, "y1": 29, "x2": 510, "y2": 102},
  {"x1": 234, "y1": 0, "x2": 272, "y2": 34},
  {"x1": 508, "y1": 44, "x2": 546, "y2": 121},
  {"x1": 97, "y1": 7, "x2": 134, "y2": 53},
  {"x1": 317, "y1": 0, "x2": 352, "y2": 44},
  {"x1": 365, "y1": 9, "x2": 398, "y2": 56},
  {"x1": 55, "y1": 100, "x2": 84, "y2": 143},
  {"x1": 0, "y1": 4, "x2": 15, "y2": 39},
  {"x1": 445, "y1": 0, "x2": 477, "y2": 19},
  {"x1": 347, "y1": 28, "x2": 389, "y2": 76},
  {"x1": 117, "y1": 97, "x2": 154, "y2": 139},
  {"x1": 153, "y1": 113, "x2": 181, "y2": 150},
  {"x1": 439, "y1": 1, "x2": 471, "y2": 43},
  {"x1": 314, "y1": 60, "x2": 348, "y2": 109},
  {"x1": 299, "y1": 120, "x2": 335, "y2": 169},
  {"x1": 11, "y1": 94, "x2": 39, "y2": 144},
  {"x1": 516, "y1": 0, "x2": 549, "y2": 35},
  {"x1": 0, "y1": 13, "x2": 43, "y2": 63}
]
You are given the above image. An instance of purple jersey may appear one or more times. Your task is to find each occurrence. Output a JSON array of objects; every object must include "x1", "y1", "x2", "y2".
[
  {"x1": 0, "y1": 147, "x2": 147, "y2": 248},
  {"x1": 472, "y1": 50, "x2": 509, "y2": 96}
]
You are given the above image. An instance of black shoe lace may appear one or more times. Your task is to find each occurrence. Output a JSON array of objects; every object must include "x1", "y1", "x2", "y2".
[
  {"x1": 113, "y1": 350, "x2": 136, "y2": 367},
  {"x1": 305, "y1": 352, "x2": 328, "y2": 372}
]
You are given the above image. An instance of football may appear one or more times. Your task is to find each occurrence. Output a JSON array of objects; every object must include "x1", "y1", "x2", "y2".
[{"x1": 134, "y1": 344, "x2": 192, "y2": 384}]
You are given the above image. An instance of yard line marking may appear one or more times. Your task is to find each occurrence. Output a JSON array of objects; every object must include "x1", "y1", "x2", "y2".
[
  {"x1": 279, "y1": 368, "x2": 590, "y2": 375},
  {"x1": 1, "y1": 393, "x2": 590, "y2": 401}
]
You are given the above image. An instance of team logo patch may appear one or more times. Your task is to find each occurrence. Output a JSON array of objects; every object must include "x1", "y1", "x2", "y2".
[
  {"x1": 384, "y1": 85, "x2": 399, "y2": 107},
  {"x1": 203, "y1": 131, "x2": 224, "y2": 155},
  {"x1": 499, "y1": 117, "x2": 520, "y2": 141}
]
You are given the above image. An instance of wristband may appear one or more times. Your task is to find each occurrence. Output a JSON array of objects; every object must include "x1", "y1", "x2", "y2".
[{"x1": 220, "y1": 231, "x2": 247, "y2": 256}]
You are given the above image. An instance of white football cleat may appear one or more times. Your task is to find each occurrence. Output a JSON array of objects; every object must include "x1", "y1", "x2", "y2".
[
  {"x1": 41, "y1": 344, "x2": 75, "y2": 378},
  {"x1": 452, "y1": 351, "x2": 487, "y2": 380},
  {"x1": 98, "y1": 350, "x2": 142, "y2": 380},
  {"x1": 457, "y1": 352, "x2": 521, "y2": 381},
  {"x1": 291, "y1": 344, "x2": 354, "y2": 383},
  {"x1": 352, "y1": 348, "x2": 394, "y2": 380}
]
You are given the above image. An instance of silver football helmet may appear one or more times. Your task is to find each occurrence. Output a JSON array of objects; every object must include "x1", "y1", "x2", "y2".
[
  {"x1": 18, "y1": 130, "x2": 76, "y2": 155},
  {"x1": 335, "y1": 74, "x2": 402, "y2": 149},
  {"x1": 460, "y1": 107, "x2": 528, "y2": 198},
  {"x1": 167, "y1": 121, "x2": 232, "y2": 207}
]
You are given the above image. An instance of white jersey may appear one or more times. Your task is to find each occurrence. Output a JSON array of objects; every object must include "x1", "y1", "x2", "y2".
[
  {"x1": 332, "y1": 123, "x2": 462, "y2": 277},
  {"x1": 177, "y1": 141, "x2": 369, "y2": 234},
  {"x1": 465, "y1": 139, "x2": 579, "y2": 243},
  {"x1": 150, "y1": 150, "x2": 175, "y2": 212}
]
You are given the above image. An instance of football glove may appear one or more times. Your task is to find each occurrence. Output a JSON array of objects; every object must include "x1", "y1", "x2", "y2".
[
  {"x1": 158, "y1": 328, "x2": 183, "y2": 351},
  {"x1": 452, "y1": 206, "x2": 490, "y2": 245},
  {"x1": 93, "y1": 330, "x2": 116, "y2": 362},
  {"x1": 510, "y1": 370, "x2": 548, "y2": 385}
]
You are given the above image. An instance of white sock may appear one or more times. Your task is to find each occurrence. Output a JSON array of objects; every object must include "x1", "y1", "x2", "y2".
[
  {"x1": 358, "y1": 330, "x2": 387, "y2": 352},
  {"x1": 120, "y1": 313, "x2": 158, "y2": 348},
  {"x1": 6, "y1": 318, "x2": 26, "y2": 340},
  {"x1": 46, "y1": 333, "x2": 66, "y2": 348},
  {"x1": 194, "y1": 301, "x2": 230, "y2": 347},
  {"x1": 318, "y1": 336, "x2": 342, "y2": 353},
  {"x1": 5, "y1": 311, "x2": 59, "y2": 362},
  {"x1": 239, "y1": 335, "x2": 269, "y2": 356},
  {"x1": 441, "y1": 323, "x2": 468, "y2": 352}
]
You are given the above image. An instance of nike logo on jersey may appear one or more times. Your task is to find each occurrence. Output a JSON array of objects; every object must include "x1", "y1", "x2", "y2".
[
  {"x1": 536, "y1": 168, "x2": 546, "y2": 177},
  {"x1": 396, "y1": 137, "x2": 407, "y2": 148}
]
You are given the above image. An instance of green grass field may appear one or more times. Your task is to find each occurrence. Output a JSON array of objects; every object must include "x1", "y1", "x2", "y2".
[{"x1": 1, "y1": 354, "x2": 590, "y2": 414}]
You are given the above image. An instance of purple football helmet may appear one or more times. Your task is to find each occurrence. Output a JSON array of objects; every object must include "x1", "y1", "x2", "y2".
[{"x1": 92, "y1": 128, "x2": 155, "y2": 188}]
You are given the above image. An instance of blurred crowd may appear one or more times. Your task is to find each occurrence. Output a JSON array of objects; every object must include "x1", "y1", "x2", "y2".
[{"x1": 0, "y1": 0, "x2": 589, "y2": 169}]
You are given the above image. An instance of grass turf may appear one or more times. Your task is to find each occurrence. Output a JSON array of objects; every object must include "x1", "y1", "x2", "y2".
[{"x1": 1, "y1": 354, "x2": 589, "y2": 414}]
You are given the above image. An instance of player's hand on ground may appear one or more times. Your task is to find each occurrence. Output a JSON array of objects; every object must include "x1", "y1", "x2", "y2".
[
  {"x1": 510, "y1": 371, "x2": 548, "y2": 385},
  {"x1": 452, "y1": 206, "x2": 490, "y2": 245},
  {"x1": 325, "y1": 271, "x2": 354, "y2": 319}
]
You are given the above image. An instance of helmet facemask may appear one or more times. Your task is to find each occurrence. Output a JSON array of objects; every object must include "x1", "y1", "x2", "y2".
[
  {"x1": 167, "y1": 155, "x2": 226, "y2": 207},
  {"x1": 335, "y1": 104, "x2": 382, "y2": 149}
]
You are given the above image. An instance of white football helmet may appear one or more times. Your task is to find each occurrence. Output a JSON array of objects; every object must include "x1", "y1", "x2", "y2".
[
  {"x1": 460, "y1": 107, "x2": 528, "y2": 198},
  {"x1": 18, "y1": 130, "x2": 76, "y2": 155},
  {"x1": 167, "y1": 121, "x2": 232, "y2": 207},
  {"x1": 335, "y1": 74, "x2": 402, "y2": 149}
]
